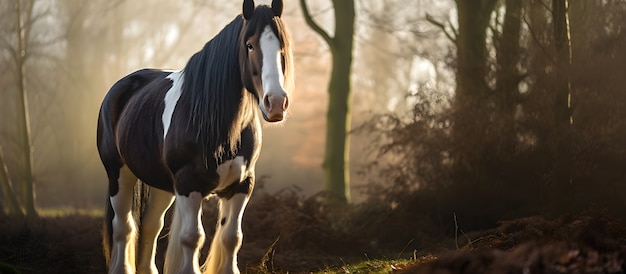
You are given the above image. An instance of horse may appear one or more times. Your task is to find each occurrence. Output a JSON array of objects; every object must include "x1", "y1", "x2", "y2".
[{"x1": 96, "y1": 0, "x2": 294, "y2": 273}]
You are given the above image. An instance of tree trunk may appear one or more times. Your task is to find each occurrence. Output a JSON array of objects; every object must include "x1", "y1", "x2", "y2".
[
  {"x1": 0, "y1": 146, "x2": 23, "y2": 216},
  {"x1": 15, "y1": 0, "x2": 37, "y2": 217},
  {"x1": 552, "y1": 0, "x2": 573, "y2": 188},
  {"x1": 455, "y1": 0, "x2": 494, "y2": 102},
  {"x1": 452, "y1": 0, "x2": 497, "y2": 164},
  {"x1": 495, "y1": 0, "x2": 523, "y2": 153},
  {"x1": 553, "y1": 0, "x2": 572, "y2": 126},
  {"x1": 324, "y1": 41, "x2": 353, "y2": 204},
  {"x1": 300, "y1": 0, "x2": 355, "y2": 204}
]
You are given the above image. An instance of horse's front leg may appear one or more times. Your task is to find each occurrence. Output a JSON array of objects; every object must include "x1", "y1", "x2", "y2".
[
  {"x1": 137, "y1": 187, "x2": 174, "y2": 274},
  {"x1": 206, "y1": 178, "x2": 253, "y2": 274},
  {"x1": 164, "y1": 191, "x2": 205, "y2": 274}
]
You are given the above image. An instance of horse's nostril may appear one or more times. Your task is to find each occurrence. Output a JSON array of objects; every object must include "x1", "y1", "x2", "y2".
[
  {"x1": 263, "y1": 95, "x2": 271, "y2": 111},
  {"x1": 283, "y1": 96, "x2": 289, "y2": 110}
]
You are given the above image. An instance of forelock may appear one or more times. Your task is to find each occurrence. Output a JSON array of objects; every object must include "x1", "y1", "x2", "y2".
[{"x1": 243, "y1": 6, "x2": 281, "y2": 44}]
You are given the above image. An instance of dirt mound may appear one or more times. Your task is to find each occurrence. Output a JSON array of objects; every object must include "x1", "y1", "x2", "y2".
[{"x1": 397, "y1": 211, "x2": 626, "y2": 273}]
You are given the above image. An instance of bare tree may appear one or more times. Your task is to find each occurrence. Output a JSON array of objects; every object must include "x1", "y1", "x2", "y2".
[
  {"x1": 14, "y1": 0, "x2": 37, "y2": 217},
  {"x1": 300, "y1": 0, "x2": 355, "y2": 204}
]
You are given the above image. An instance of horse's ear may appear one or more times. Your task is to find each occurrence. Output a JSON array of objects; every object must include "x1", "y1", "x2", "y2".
[
  {"x1": 271, "y1": 0, "x2": 283, "y2": 17},
  {"x1": 243, "y1": 0, "x2": 255, "y2": 20}
]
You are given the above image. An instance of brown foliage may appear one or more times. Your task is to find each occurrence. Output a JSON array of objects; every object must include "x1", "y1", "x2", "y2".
[{"x1": 355, "y1": 0, "x2": 626, "y2": 232}]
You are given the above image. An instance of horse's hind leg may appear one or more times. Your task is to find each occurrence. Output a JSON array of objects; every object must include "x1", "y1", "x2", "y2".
[
  {"x1": 109, "y1": 165, "x2": 139, "y2": 274},
  {"x1": 206, "y1": 177, "x2": 253, "y2": 274},
  {"x1": 137, "y1": 187, "x2": 174, "y2": 274}
]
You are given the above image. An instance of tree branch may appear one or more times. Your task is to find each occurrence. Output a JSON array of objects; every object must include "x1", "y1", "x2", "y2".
[
  {"x1": 299, "y1": 0, "x2": 333, "y2": 47},
  {"x1": 448, "y1": 17, "x2": 459, "y2": 38},
  {"x1": 522, "y1": 15, "x2": 557, "y2": 66},
  {"x1": 0, "y1": 36, "x2": 18, "y2": 68},
  {"x1": 425, "y1": 14, "x2": 456, "y2": 43},
  {"x1": 537, "y1": 0, "x2": 553, "y2": 12}
]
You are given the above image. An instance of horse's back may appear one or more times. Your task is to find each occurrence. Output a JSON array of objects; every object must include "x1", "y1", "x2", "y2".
[
  {"x1": 97, "y1": 69, "x2": 175, "y2": 192},
  {"x1": 99, "y1": 69, "x2": 171, "y2": 123}
]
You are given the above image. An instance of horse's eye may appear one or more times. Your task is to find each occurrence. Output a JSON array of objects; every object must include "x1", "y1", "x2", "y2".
[{"x1": 246, "y1": 42, "x2": 254, "y2": 51}]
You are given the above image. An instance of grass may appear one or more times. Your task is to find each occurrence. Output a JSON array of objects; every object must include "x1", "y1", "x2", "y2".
[
  {"x1": 244, "y1": 253, "x2": 421, "y2": 274},
  {"x1": 308, "y1": 252, "x2": 437, "y2": 274},
  {"x1": 0, "y1": 262, "x2": 20, "y2": 274},
  {"x1": 314, "y1": 258, "x2": 412, "y2": 273},
  {"x1": 37, "y1": 207, "x2": 104, "y2": 217},
  {"x1": 246, "y1": 258, "x2": 413, "y2": 274}
]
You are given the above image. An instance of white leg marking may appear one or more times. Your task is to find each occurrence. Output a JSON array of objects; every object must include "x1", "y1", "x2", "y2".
[
  {"x1": 137, "y1": 187, "x2": 174, "y2": 274},
  {"x1": 109, "y1": 165, "x2": 138, "y2": 274},
  {"x1": 164, "y1": 192, "x2": 205, "y2": 274},
  {"x1": 215, "y1": 156, "x2": 246, "y2": 190},
  {"x1": 162, "y1": 71, "x2": 184, "y2": 139},
  {"x1": 206, "y1": 193, "x2": 250, "y2": 274}
]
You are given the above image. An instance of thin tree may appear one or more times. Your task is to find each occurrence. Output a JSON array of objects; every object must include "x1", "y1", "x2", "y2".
[
  {"x1": 300, "y1": 0, "x2": 355, "y2": 203},
  {"x1": 14, "y1": 0, "x2": 37, "y2": 217},
  {"x1": 552, "y1": 0, "x2": 573, "y2": 187}
]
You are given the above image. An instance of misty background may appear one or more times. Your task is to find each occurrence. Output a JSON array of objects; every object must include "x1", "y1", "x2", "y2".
[{"x1": 1, "y1": 0, "x2": 626, "y2": 230}]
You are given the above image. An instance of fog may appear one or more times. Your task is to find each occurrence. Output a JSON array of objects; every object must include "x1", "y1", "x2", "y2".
[
  {"x1": 0, "y1": 0, "x2": 447, "y2": 209},
  {"x1": 3, "y1": 0, "x2": 626, "y2": 224}
]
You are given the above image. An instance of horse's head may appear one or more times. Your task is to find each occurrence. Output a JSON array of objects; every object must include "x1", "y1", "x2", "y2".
[{"x1": 239, "y1": 0, "x2": 294, "y2": 123}]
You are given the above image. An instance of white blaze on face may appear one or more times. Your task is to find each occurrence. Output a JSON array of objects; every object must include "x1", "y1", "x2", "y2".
[
  {"x1": 259, "y1": 25, "x2": 285, "y2": 111},
  {"x1": 162, "y1": 71, "x2": 184, "y2": 139}
]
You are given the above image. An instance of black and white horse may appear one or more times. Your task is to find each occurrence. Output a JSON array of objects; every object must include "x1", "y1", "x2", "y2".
[{"x1": 96, "y1": 0, "x2": 293, "y2": 273}]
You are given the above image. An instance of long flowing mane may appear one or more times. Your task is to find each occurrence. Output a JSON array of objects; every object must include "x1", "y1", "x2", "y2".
[
  {"x1": 181, "y1": 16, "x2": 250, "y2": 161},
  {"x1": 180, "y1": 6, "x2": 294, "y2": 164}
]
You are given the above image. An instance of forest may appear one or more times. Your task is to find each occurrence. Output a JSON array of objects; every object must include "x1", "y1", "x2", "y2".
[{"x1": 1, "y1": 0, "x2": 626, "y2": 273}]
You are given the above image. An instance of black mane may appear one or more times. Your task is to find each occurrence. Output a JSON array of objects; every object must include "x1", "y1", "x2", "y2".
[
  {"x1": 180, "y1": 6, "x2": 291, "y2": 165},
  {"x1": 182, "y1": 15, "x2": 250, "y2": 162}
]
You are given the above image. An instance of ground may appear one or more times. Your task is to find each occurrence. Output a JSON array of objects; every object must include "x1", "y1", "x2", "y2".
[
  {"x1": 395, "y1": 212, "x2": 626, "y2": 273},
  {"x1": 0, "y1": 210, "x2": 625, "y2": 273}
]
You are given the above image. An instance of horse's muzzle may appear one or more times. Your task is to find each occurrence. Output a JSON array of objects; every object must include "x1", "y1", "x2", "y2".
[{"x1": 263, "y1": 93, "x2": 288, "y2": 122}]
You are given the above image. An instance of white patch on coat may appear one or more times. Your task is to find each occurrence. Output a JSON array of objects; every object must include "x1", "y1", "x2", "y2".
[
  {"x1": 215, "y1": 156, "x2": 246, "y2": 190},
  {"x1": 162, "y1": 71, "x2": 184, "y2": 139}
]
